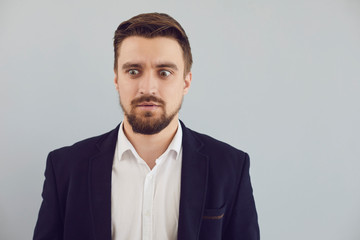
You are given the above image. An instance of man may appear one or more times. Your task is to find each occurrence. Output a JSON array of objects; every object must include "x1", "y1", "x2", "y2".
[{"x1": 33, "y1": 13, "x2": 259, "y2": 240}]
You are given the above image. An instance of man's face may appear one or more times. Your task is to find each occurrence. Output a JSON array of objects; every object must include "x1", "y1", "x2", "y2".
[{"x1": 114, "y1": 36, "x2": 192, "y2": 135}]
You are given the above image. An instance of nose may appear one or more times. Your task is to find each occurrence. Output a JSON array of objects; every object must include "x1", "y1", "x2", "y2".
[{"x1": 139, "y1": 71, "x2": 158, "y2": 95}]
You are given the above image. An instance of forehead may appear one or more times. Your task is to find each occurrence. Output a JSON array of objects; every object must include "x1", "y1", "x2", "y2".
[{"x1": 118, "y1": 36, "x2": 184, "y2": 68}]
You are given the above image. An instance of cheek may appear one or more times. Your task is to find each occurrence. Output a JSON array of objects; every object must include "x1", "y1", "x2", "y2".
[
  {"x1": 164, "y1": 87, "x2": 184, "y2": 106},
  {"x1": 117, "y1": 89, "x2": 132, "y2": 106},
  {"x1": 118, "y1": 83, "x2": 136, "y2": 98},
  {"x1": 163, "y1": 81, "x2": 184, "y2": 95}
]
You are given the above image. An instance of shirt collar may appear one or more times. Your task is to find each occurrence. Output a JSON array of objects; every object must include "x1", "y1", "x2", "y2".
[{"x1": 117, "y1": 121, "x2": 183, "y2": 162}]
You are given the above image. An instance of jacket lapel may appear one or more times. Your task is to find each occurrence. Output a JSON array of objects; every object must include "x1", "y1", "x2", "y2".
[
  {"x1": 87, "y1": 122, "x2": 209, "y2": 240},
  {"x1": 178, "y1": 121, "x2": 209, "y2": 240},
  {"x1": 88, "y1": 125, "x2": 119, "y2": 240}
]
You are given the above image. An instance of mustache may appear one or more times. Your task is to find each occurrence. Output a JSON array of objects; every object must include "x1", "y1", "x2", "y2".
[{"x1": 130, "y1": 95, "x2": 165, "y2": 106}]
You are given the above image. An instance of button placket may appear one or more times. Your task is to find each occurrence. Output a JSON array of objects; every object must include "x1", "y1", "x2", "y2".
[{"x1": 142, "y1": 172, "x2": 155, "y2": 240}]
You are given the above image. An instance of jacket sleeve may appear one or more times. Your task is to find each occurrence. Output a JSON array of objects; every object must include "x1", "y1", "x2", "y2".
[
  {"x1": 33, "y1": 152, "x2": 64, "y2": 240},
  {"x1": 223, "y1": 153, "x2": 260, "y2": 239}
]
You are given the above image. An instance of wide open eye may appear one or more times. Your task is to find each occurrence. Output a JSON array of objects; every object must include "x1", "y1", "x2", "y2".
[
  {"x1": 128, "y1": 69, "x2": 140, "y2": 75},
  {"x1": 159, "y1": 70, "x2": 171, "y2": 77}
]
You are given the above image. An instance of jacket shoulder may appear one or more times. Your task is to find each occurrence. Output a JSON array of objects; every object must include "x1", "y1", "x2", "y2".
[
  {"x1": 185, "y1": 127, "x2": 248, "y2": 160},
  {"x1": 48, "y1": 125, "x2": 119, "y2": 165}
]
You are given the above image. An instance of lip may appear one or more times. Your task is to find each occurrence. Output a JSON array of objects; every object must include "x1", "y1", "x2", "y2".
[
  {"x1": 136, "y1": 102, "x2": 160, "y2": 107},
  {"x1": 136, "y1": 102, "x2": 161, "y2": 110}
]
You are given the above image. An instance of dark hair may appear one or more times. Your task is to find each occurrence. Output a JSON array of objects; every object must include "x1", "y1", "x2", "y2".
[{"x1": 113, "y1": 13, "x2": 192, "y2": 75}]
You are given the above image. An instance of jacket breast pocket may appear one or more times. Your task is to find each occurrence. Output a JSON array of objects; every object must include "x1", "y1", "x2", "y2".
[{"x1": 199, "y1": 205, "x2": 226, "y2": 240}]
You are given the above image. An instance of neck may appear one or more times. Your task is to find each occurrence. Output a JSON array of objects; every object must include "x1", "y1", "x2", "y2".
[{"x1": 122, "y1": 115, "x2": 179, "y2": 169}]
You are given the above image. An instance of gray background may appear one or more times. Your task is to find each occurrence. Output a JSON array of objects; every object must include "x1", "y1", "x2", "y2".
[{"x1": 1, "y1": 0, "x2": 359, "y2": 239}]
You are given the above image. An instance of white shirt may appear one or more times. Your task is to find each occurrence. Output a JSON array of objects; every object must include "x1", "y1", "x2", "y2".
[{"x1": 111, "y1": 122, "x2": 183, "y2": 240}]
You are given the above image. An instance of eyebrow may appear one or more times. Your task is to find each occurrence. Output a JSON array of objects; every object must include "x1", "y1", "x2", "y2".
[
  {"x1": 122, "y1": 62, "x2": 143, "y2": 70},
  {"x1": 156, "y1": 62, "x2": 178, "y2": 71},
  {"x1": 121, "y1": 62, "x2": 178, "y2": 71}
]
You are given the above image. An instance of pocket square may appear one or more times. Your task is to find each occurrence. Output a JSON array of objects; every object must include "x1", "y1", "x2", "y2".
[
  {"x1": 202, "y1": 205, "x2": 226, "y2": 220},
  {"x1": 202, "y1": 213, "x2": 224, "y2": 220}
]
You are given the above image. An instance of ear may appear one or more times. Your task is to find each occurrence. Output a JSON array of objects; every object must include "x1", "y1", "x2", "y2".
[
  {"x1": 114, "y1": 70, "x2": 119, "y2": 90},
  {"x1": 183, "y1": 72, "x2": 192, "y2": 95}
]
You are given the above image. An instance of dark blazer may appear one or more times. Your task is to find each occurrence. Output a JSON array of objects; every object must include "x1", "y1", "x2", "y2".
[{"x1": 33, "y1": 121, "x2": 259, "y2": 240}]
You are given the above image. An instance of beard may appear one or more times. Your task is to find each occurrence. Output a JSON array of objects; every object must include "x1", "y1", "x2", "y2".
[{"x1": 120, "y1": 95, "x2": 182, "y2": 135}]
